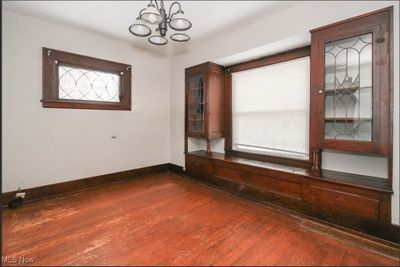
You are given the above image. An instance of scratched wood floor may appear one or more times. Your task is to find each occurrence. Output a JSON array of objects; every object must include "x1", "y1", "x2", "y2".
[{"x1": 2, "y1": 173, "x2": 399, "y2": 266}]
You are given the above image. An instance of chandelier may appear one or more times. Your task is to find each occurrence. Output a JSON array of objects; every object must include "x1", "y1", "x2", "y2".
[{"x1": 129, "y1": 0, "x2": 192, "y2": 45}]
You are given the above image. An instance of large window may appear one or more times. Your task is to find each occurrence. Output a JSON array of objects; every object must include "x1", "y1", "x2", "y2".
[
  {"x1": 42, "y1": 48, "x2": 131, "y2": 110},
  {"x1": 229, "y1": 48, "x2": 310, "y2": 161}
]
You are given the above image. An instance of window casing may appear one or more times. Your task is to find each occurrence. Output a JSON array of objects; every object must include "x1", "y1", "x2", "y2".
[
  {"x1": 226, "y1": 46, "x2": 311, "y2": 168},
  {"x1": 42, "y1": 48, "x2": 131, "y2": 110}
]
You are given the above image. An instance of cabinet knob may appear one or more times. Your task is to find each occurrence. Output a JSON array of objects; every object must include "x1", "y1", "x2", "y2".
[{"x1": 318, "y1": 90, "x2": 323, "y2": 94}]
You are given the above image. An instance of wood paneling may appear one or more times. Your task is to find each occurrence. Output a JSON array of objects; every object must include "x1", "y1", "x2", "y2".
[
  {"x1": 2, "y1": 173, "x2": 398, "y2": 265},
  {"x1": 214, "y1": 165, "x2": 302, "y2": 199},
  {"x1": 185, "y1": 151, "x2": 396, "y2": 244},
  {"x1": 309, "y1": 186, "x2": 380, "y2": 220}
]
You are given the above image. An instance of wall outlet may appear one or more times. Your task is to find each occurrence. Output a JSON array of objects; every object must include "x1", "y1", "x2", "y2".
[{"x1": 16, "y1": 192, "x2": 26, "y2": 199}]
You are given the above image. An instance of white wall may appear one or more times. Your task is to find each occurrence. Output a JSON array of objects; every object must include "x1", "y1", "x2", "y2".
[
  {"x1": 2, "y1": 10, "x2": 171, "y2": 192},
  {"x1": 169, "y1": 1, "x2": 400, "y2": 224}
]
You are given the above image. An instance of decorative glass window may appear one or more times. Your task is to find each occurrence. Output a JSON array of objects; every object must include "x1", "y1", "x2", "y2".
[
  {"x1": 58, "y1": 66, "x2": 120, "y2": 102},
  {"x1": 42, "y1": 47, "x2": 131, "y2": 110},
  {"x1": 324, "y1": 33, "x2": 372, "y2": 141}
]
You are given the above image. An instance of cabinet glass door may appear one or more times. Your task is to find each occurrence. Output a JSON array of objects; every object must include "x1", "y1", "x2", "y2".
[
  {"x1": 188, "y1": 75, "x2": 205, "y2": 134},
  {"x1": 324, "y1": 33, "x2": 372, "y2": 141}
]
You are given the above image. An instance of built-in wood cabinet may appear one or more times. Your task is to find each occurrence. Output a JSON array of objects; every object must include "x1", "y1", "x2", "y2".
[
  {"x1": 309, "y1": 7, "x2": 393, "y2": 175},
  {"x1": 185, "y1": 62, "x2": 224, "y2": 153},
  {"x1": 183, "y1": 7, "x2": 395, "y2": 244}
]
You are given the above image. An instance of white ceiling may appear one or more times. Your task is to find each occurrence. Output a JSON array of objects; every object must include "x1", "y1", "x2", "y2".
[{"x1": 3, "y1": 1, "x2": 300, "y2": 56}]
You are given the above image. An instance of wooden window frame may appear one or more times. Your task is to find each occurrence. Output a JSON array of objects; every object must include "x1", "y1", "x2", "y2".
[
  {"x1": 224, "y1": 46, "x2": 312, "y2": 169},
  {"x1": 42, "y1": 47, "x2": 132, "y2": 110}
]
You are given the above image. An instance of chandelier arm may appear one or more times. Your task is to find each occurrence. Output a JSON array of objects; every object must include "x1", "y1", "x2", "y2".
[
  {"x1": 153, "y1": 0, "x2": 159, "y2": 10},
  {"x1": 167, "y1": 2, "x2": 182, "y2": 20},
  {"x1": 138, "y1": 8, "x2": 147, "y2": 18}
]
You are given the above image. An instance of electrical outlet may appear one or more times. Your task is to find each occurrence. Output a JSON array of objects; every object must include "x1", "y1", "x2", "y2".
[{"x1": 16, "y1": 192, "x2": 26, "y2": 199}]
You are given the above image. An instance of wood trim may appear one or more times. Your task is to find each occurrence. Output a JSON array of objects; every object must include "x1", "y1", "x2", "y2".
[
  {"x1": 185, "y1": 151, "x2": 396, "y2": 244},
  {"x1": 2, "y1": 164, "x2": 172, "y2": 207},
  {"x1": 300, "y1": 219, "x2": 400, "y2": 259},
  {"x1": 42, "y1": 47, "x2": 132, "y2": 110},
  {"x1": 41, "y1": 99, "x2": 131, "y2": 110},
  {"x1": 224, "y1": 46, "x2": 312, "y2": 167},
  {"x1": 177, "y1": 163, "x2": 399, "y2": 257},
  {"x1": 184, "y1": 162, "x2": 399, "y2": 245},
  {"x1": 227, "y1": 46, "x2": 310, "y2": 73},
  {"x1": 310, "y1": 6, "x2": 393, "y2": 33},
  {"x1": 224, "y1": 69, "x2": 233, "y2": 153},
  {"x1": 228, "y1": 150, "x2": 312, "y2": 169}
]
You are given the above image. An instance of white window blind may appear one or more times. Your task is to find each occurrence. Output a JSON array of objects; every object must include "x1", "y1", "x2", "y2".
[{"x1": 232, "y1": 57, "x2": 310, "y2": 160}]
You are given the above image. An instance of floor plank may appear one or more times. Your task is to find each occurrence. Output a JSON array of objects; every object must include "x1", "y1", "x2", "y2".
[{"x1": 2, "y1": 173, "x2": 399, "y2": 266}]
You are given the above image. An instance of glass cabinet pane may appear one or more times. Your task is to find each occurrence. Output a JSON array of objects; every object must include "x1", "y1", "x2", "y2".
[
  {"x1": 324, "y1": 33, "x2": 372, "y2": 141},
  {"x1": 188, "y1": 75, "x2": 205, "y2": 134}
]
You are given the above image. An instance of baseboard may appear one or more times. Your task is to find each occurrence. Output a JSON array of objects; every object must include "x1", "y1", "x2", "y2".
[
  {"x1": 168, "y1": 163, "x2": 185, "y2": 175},
  {"x1": 300, "y1": 219, "x2": 400, "y2": 260},
  {"x1": 2, "y1": 163, "x2": 172, "y2": 207},
  {"x1": 3, "y1": 163, "x2": 398, "y2": 258}
]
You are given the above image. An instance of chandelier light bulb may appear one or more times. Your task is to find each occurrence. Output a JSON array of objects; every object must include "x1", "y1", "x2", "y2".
[
  {"x1": 129, "y1": 17, "x2": 152, "y2": 37},
  {"x1": 169, "y1": 10, "x2": 191, "y2": 31},
  {"x1": 141, "y1": 3, "x2": 163, "y2": 24},
  {"x1": 147, "y1": 14, "x2": 157, "y2": 24}
]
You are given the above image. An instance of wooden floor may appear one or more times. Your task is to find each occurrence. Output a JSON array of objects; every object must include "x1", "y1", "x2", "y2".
[{"x1": 2, "y1": 173, "x2": 399, "y2": 266}]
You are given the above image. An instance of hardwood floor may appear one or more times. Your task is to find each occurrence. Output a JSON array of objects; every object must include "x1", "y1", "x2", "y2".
[{"x1": 2, "y1": 173, "x2": 399, "y2": 266}]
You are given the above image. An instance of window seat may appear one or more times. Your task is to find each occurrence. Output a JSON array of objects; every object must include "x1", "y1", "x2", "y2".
[{"x1": 185, "y1": 150, "x2": 397, "y2": 243}]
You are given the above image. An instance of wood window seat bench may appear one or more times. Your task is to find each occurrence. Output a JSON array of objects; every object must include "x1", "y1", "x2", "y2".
[{"x1": 185, "y1": 150, "x2": 398, "y2": 244}]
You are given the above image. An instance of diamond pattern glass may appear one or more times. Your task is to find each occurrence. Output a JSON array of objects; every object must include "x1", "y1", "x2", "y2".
[{"x1": 59, "y1": 65, "x2": 120, "y2": 102}]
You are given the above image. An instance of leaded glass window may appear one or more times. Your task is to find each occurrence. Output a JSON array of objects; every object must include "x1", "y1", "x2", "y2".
[
  {"x1": 42, "y1": 47, "x2": 131, "y2": 110},
  {"x1": 324, "y1": 33, "x2": 372, "y2": 141},
  {"x1": 188, "y1": 75, "x2": 205, "y2": 133},
  {"x1": 59, "y1": 65, "x2": 120, "y2": 102}
]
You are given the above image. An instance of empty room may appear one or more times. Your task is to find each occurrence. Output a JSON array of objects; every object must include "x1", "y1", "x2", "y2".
[{"x1": 1, "y1": 1, "x2": 399, "y2": 266}]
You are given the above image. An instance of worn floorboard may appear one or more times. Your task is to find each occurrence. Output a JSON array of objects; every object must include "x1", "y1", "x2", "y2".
[{"x1": 2, "y1": 173, "x2": 399, "y2": 266}]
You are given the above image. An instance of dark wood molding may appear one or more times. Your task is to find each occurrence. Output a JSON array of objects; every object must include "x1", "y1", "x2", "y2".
[
  {"x1": 228, "y1": 150, "x2": 312, "y2": 169},
  {"x1": 226, "y1": 46, "x2": 310, "y2": 73},
  {"x1": 300, "y1": 218, "x2": 400, "y2": 259},
  {"x1": 168, "y1": 163, "x2": 185, "y2": 176},
  {"x1": 310, "y1": 6, "x2": 393, "y2": 33},
  {"x1": 185, "y1": 151, "x2": 397, "y2": 244},
  {"x1": 42, "y1": 47, "x2": 132, "y2": 110},
  {"x1": 2, "y1": 164, "x2": 172, "y2": 207}
]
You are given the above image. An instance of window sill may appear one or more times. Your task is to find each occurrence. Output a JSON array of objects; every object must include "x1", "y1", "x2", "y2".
[
  {"x1": 228, "y1": 149, "x2": 312, "y2": 169},
  {"x1": 186, "y1": 150, "x2": 392, "y2": 193},
  {"x1": 41, "y1": 99, "x2": 131, "y2": 110}
]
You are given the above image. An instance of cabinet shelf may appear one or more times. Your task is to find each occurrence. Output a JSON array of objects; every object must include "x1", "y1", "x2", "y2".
[{"x1": 325, "y1": 117, "x2": 372, "y2": 123}]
